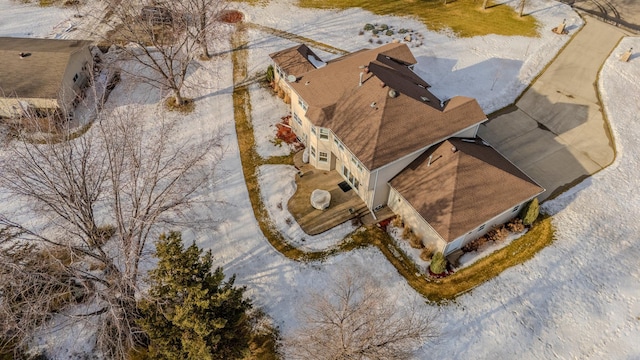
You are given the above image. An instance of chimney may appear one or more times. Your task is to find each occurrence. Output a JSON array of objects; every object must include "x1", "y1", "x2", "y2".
[
  {"x1": 427, "y1": 155, "x2": 433, "y2": 167},
  {"x1": 359, "y1": 72, "x2": 364, "y2": 86}
]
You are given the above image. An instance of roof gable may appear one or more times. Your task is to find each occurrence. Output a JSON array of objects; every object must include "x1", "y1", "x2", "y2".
[
  {"x1": 269, "y1": 44, "x2": 324, "y2": 79},
  {"x1": 389, "y1": 138, "x2": 544, "y2": 241}
]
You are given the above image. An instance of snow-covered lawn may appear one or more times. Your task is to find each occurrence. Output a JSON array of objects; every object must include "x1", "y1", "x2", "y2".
[{"x1": 4, "y1": 0, "x2": 640, "y2": 359}]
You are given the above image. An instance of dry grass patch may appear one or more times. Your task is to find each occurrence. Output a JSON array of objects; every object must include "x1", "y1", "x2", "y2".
[
  {"x1": 296, "y1": 0, "x2": 539, "y2": 37},
  {"x1": 165, "y1": 97, "x2": 195, "y2": 113}
]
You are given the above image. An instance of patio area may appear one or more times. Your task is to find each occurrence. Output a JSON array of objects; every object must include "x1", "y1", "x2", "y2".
[{"x1": 289, "y1": 151, "x2": 395, "y2": 235}]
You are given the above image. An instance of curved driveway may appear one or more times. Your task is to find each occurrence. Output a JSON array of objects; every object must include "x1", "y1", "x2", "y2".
[{"x1": 478, "y1": 17, "x2": 630, "y2": 200}]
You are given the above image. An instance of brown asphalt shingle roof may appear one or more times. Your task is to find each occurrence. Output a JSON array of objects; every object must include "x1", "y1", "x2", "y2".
[
  {"x1": 389, "y1": 138, "x2": 544, "y2": 242},
  {"x1": 269, "y1": 44, "x2": 324, "y2": 79},
  {"x1": 0, "y1": 37, "x2": 91, "y2": 100},
  {"x1": 287, "y1": 43, "x2": 487, "y2": 170}
]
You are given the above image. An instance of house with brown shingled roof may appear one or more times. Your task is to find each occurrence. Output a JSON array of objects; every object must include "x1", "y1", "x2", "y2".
[
  {"x1": 0, "y1": 37, "x2": 93, "y2": 119},
  {"x1": 388, "y1": 138, "x2": 543, "y2": 254},
  {"x1": 270, "y1": 43, "x2": 543, "y2": 255}
]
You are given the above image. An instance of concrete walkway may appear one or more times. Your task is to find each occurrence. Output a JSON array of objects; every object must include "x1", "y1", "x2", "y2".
[{"x1": 479, "y1": 17, "x2": 628, "y2": 200}]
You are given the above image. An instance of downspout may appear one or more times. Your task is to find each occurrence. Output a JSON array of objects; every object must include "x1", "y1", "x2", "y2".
[{"x1": 370, "y1": 170, "x2": 379, "y2": 220}]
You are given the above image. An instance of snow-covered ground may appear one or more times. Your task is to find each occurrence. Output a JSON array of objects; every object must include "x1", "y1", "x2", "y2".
[{"x1": 3, "y1": 0, "x2": 640, "y2": 359}]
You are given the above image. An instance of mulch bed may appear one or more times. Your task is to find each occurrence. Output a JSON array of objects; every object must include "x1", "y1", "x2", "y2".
[
  {"x1": 219, "y1": 10, "x2": 244, "y2": 24},
  {"x1": 275, "y1": 115, "x2": 304, "y2": 151}
]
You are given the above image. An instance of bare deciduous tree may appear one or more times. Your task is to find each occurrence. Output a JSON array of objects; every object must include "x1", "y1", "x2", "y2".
[
  {"x1": 285, "y1": 272, "x2": 439, "y2": 360},
  {"x1": 102, "y1": 0, "x2": 228, "y2": 105},
  {"x1": 0, "y1": 108, "x2": 222, "y2": 359},
  {"x1": 186, "y1": 0, "x2": 228, "y2": 60},
  {"x1": 519, "y1": 0, "x2": 526, "y2": 17}
]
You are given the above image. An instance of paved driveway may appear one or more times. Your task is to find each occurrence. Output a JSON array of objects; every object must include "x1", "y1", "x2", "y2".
[
  {"x1": 479, "y1": 18, "x2": 629, "y2": 201},
  {"x1": 561, "y1": 0, "x2": 640, "y2": 32}
]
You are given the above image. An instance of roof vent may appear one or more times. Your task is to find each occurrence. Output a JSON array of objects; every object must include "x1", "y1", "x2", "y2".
[
  {"x1": 305, "y1": 81, "x2": 310, "y2": 85},
  {"x1": 287, "y1": 74, "x2": 297, "y2": 82},
  {"x1": 451, "y1": 146, "x2": 458, "y2": 153},
  {"x1": 420, "y1": 96, "x2": 430, "y2": 102},
  {"x1": 370, "y1": 102, "x2": 377, "y2": 108},
  {"x1": 18, "y1": 52, "x2": 31, "y2": 58},
  {"x1": 388, "y1": 89, "x2": 398, "y2": 98}
]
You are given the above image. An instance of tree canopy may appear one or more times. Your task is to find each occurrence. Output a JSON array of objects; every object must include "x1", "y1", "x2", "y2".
[{"x1": 138, "y1": 232, "x2": 253, "y2": 360}]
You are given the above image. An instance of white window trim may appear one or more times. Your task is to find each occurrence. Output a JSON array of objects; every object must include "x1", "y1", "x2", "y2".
[{"x1": 293, "y1": 113, "x2": 302, "y2": 126}]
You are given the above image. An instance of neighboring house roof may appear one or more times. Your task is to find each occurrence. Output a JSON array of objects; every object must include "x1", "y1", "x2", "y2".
[
  {"x1": 269, "y1": 44, "x2": 325, "y2": 79},
  {"x1": 0, "y1": 37, "x2": 91, "y2": 100},
  {"x1": 389, "y1": 138, "x2": 544, "y2": 242},
  {"x1": 285, "y1": 43, "x2": 487, "y2": 170}
]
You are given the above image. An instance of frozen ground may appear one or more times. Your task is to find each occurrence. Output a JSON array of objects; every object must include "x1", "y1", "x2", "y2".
[{"x1": 2, "y1": 0, "x2": 639, "y2": 359}]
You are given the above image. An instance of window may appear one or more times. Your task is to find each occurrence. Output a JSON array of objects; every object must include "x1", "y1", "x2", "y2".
[
  {"x1": 293, "y1": 113, "x2": 302, "y2": 126},
  {"x1": 353, "y1": 178, "x2": 359, "y2": 190},
  {"x1": 319, "y1": 128, "x2": 329, "y2": 140},
  {"x1": 478, "y1": 224, "x2": 486, "y2": 232},
  {"x1": 310, "y1": 146, "x2": 316, "y2": 158},
  {"x1": 512, "y1": 205, "x2": 520, "y2": 213},
  {"x1": 357, "y1": 163, "x2": 363, "y2": 172},
  {"x1": 311, "y1": 127, "x2": 317, "y2": 136},
  {"x1": 298, "y1": 99, "x2": 308, "y2": 111},
  {"x1": 351, "y1": 157, "x2": 357, "y2": 166},
  {"x1": 319, "y1": 151, "x2": 328, "y2": 162},
  {"x1": 73, "y1": 73, "x2": 79, "y2": 82}
]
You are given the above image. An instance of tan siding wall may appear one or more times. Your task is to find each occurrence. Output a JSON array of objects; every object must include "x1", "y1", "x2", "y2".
[
  {"x1": 59, "y1": 46, "x2": 92, "y2": 110},
  {"x1": 443, "y1": 197, "x2": 535, "y2": 255},
  {"x1": 453, "y1": 123, "x2": 480, "y2": 138},
  {"x1": 388, "y1": 187, "x2": 447, "y2": 252},
  {"x1": 0, "y1": 97, "x2": 59, "y2": 118}
]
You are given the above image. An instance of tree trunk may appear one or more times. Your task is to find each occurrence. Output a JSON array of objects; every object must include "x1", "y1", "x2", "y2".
[
  {"x1": 200, "y1": 41, "x2": 210, "y2": 60},
  {"x1": 519, "y1": 0, "x2": 525, "y2": 17},
  {"x1": 173, "y1": 89, "x2": 184, "y2": 106},
  {"x1": 482, "y1": 0, "x2": 489, "y2": 10}
]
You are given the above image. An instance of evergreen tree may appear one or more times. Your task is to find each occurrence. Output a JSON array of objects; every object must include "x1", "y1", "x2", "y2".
[
  {"x1": 138, "y1": 232, "x2": 252, "y2": 360},
  {"x1": 521, "y1": 198, "x2": 540, "y2": 226}
]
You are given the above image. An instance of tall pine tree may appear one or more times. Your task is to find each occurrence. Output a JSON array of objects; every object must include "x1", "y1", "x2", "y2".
[{"x1": 138, "y1": 232, "x2": 252, "y2": 360}]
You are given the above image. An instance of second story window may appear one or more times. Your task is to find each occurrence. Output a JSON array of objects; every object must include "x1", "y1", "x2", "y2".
[
  {"x1": 319, "y1": 128, "x2": 329, "y2": 140},
  {"x1": 311, "y1": 127, "x2": 317, "y2": 136},
  {"x1": 293, "y1": 113, "x2": 302, "y2": 126},
  {"x1": 298, "y1": 98, "x2": 308, "y2": 112}
]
